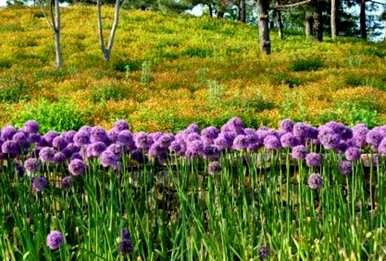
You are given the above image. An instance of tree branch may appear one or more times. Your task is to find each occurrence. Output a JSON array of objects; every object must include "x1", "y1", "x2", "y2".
[{"x1": 275, "y1": 0, "x2": 312, "y2": 9}]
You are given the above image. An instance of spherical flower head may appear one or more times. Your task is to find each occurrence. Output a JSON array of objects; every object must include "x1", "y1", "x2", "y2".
[
  {"x1": 43, "y1": 131, "x2": 60, "y2": 146},
  {"x1": 108, "y1": 128, "x2": 119, "y2": 143},
  {"x1": 221, "y1": 117, "x2": 244, "y2": 134},
  {"x1": 107, "y1": 143, "x2": 122, "y2": 157},
  {"x1": 99, "y1": 150, "x2": 118, "y2": 168},
  {"x1": 1, "y1": 125, "x2": 16, "y2": 140},
  {"x1": 79, "y1": 125, "x2": 92, "y2": 134},
  {"x1": 264, "y1": 135, "x2": 281, "y2": 150},
  {"x1": 279, "y1": 119, "x2": 294, "y2": 132},
  {"x1": 23, "y1": 120, "x2": 39, "y2": 134},
  {"x1": 52, "y1": 136, "x2": 67, "y2": 150},
  {"x1": 186, "y1": 132, "x2": 202, "y2": 143},
  {"x1": 15, "y1": 162, "x2": 25, "y2": 177},
  {"x1": 318, "y1": 127, "x2": 340, "y2": 149},
  {"x1": 74, "y1": 130, "x2": 90, "y2": 147},
  {"x1": 118, "y1": 239, "x2": 133, "y2": 255},
  {"x1": 291, "y1": 145, "x2": 307, "y2": 160},
  {"x1": 258, "y1": 246, "x2": 270, "y2": 260},
  {"x1": 13, "y1": 132, "x2": 28, "y2": 145},
  {"x1": 338, "y1": 160, "x2": 352, "y2": 176},
  {"x1": 233, "y1": 135, "x2": 249, "y2": 151},
  {"x1": 90, "y1": 127, "x2": 109, "y2": 144},
  {"x1": 203, "y1": 144, "x2": 220, "y2": 161},
  {"x1": 68, "y1": 159, "x2": 85, "y2": 176},
  {"x1": 305, "y1": 153, "x2": 322, "y2": 167},
  {"x1": 62, "y1": 143, "x2": 80, "y2": 158},
  {"x1": 114, "y1": 120, "x2": 130, "y2": 131},
  {"x1": 169, "y1": 140, "x2": 186, "y2": 155},
  {"x1": 27, "y1": 133, "x2": 41, "y2": 144},
  {"x1": 121, "y1": 229, "x2": 131, "y2": 241},
  {"x1": 149, "y1": 132, "x2": 163, "y2": 142},
  {"x1": 53, "y1": 152, "x2": 66, "y2": 164},
  {"x1": 61, "y1": 176, "x2": 72, "y2": 189},
  {"x1": 134, "y1": 132, "x2": 152, "y2": 150},
  {"x1": 71, "y1": 152, "x2": 83, "y2": 161},
  {"x1": 201, "y1": 126, "x2": 219, "y2": 140},
  {"x1": 157, "y1": 133, "x2": 175, "y2": 148},
  {"x1": 345, "y1": 146, "x2": 361, "y2": 161},
  {"x1": 378, "y1": 138, "x2": 386, "y2": 155},
  {"x1": 87, "y1": 142, "x2": 107, "y2": 158},
  {"x1": 130, "y1": 149, "x2": 145, "y2": 163},
  {"x1": 352, "y1": 125, "x2": 369, "y2": 147},
  {"x1": 184, "y1": 123, "x2": 200, "y2": 134},
  {"x1": 117, "y1": 130, "x2": 135, "y2": 148},
  {"x1": 47, "y1": 231, "x2": 64, "y2": 250},
  {"x1": 293, "y1": 122, "x2": 311, "y2": 139},
  {"x1": 24, "y1": 158, "x2": 40, "y2": 173},
  {"x1": 32, "y1": 176, "x2": 48, "y2": 192},
  {"x1": 308, "y1": 173, "x2": 323, "y2": 189},
  {"x1": 1, "y1": 140, "x2": 19, "y2": 155},
  {"x1": 280, "y1": 132, "x2": 299, "y2": 148},
  {"x1": 185, "y1": 140, "x2": 204, "y2": 158},
  {"x1": 62, "y1": 130, "x2": 76, "y2": 144},
  {"x1": 39, "y1": 147, "x2": 56, "y2": 163},
  {"x1": 366, "y1": 128, "x2": 383, "y2": 147},
  {"x1": 208, "y1": 161, "x2": 222, "y2": 175},
  {"x1": 148, "y1": 142, "x2": 166, "y2": 158}
]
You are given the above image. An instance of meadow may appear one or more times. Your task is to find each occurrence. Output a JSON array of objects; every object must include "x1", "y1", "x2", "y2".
[{"x1": 0, "y1": 6, "x2": 385, "y2": 132}]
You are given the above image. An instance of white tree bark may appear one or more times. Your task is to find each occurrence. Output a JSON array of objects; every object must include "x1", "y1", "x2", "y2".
[
  {"x1": 97, "y1": 0, "x2": 123, "y2": 61},
  {"x1": 331, "y1": 0, "x2": 336, "y2": 40}
]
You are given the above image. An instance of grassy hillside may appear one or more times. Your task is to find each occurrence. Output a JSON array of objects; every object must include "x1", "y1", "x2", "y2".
[{"x1": 0, "y1": 6, "x2": 385, "y2": 132}]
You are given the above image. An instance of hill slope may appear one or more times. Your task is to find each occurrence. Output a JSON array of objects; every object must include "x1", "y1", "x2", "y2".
[{"x1": 0, "y1": 6, "x2": 385, "y2": 131}]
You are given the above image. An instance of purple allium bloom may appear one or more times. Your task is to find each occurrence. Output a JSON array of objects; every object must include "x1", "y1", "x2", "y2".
[
  {"x1": 71, "y1": 152, "x2": 83, "y2": 161},
  {"x1": 1, "y1": 140, "x2": 19, "y2": 155},
  {"x1": 114, "y1": 120, "x2": 130, "y2": 131},
  {"x1": 46, "y1": 231, "x2": 64, "y2": 250},
  {"x1": 308, "y1": 173, "x2": 323, "y2": 189},
  {"x1": 79, "y1": 125, "x2": 92, "y2": 134},
  {"x1": 148, "y1": 142, "x2": 165, "y2": 158},
  {"x1": 305, "y1": 153, "x2": 322, "y2": 167},
  {"x1": 366, "y1": 128, "x2": 383, "y2": 147},
  {"x1": 258, "y1": 246, "x2": 270, "y2": 260},
  {"x1": 13, "y1": 132, "x2": 28, "y2": 145},
  {"x1": 291, "y1": 145, "x2": 308, "y2": 160},
  {"x1": 87, "y1": 142, "x2": 107, "y2": 158},
  {"x1": 130, "y1": 149, "x2": 145, "y2": 163},
  {"x1": 186, "y1": 132, "x2": 201, "y2": 143},
  {"x1": 32, "y1": 176, "x2": 48, "y2": 192},
  {"x1": 208, "y1": 161, "x2": 222, "y2": 175},
  {"x1": 318, "y1": 127, "x2": 340, "y2": 149},
  {"x1": 134, "y1": 132, "x2": 152, "y2": 150},
  {"x1": 213, "y1": 135, "x2": 229, "y2": 151},
  {"x1": 352, "y1": 125, "x2": 369, "y2": 147},
  {"x1": 1, "y1": 125, "x2": 16, "y2": 140},
  {"x1": 61, "y1": 176, "x2": 72, "y2": 189},
  {"x1": 108, "y1": 129, "x2": 119, "y2": 143},
  {"x1": 157, "y1": 133, "x2": 174, "y2": 148},
  {"x1": 90, "y1": 127, "x2": 109, "y2": 144},
  {"x1": 378, "y1": 138, "x2": 386, "y2": 155},
  {"x1": 100, "y1": 150, "x2": 118, "y2": 168},
  {"x1": 221, "y1": 117, "x2": 244, "y2": 134},
  {"x1": 169, "y1": 140, "x2": 185, "y2": 155},
  {"x1": 68, "y1": 159, "x2": 85, "y2": 176},
  {"x1": 62, "y1": 143, "x2": 80, "y2": 158},
  {"x1": 107, "y1": 144, "x2": 122, "y2": 157},
  {"x1": 121, "y1": 229, "x2": 131, "y2": 241},
  {"x1": 293, "y1": 122, "x2": 311, "y2": 139},
  {"x1": 23, "y1": 120, "x2": 39, "y2": 134},
  {"x1": 279, "y1": 119, "x2": 294, "y2": 132},
  {"x1": 53, "y1": 152, "x2": 66, "y2": 163},
  {"x1": 201, "y1": 126, "x2": 219, "y2": 140},
  {"x1": 264, "y1": 135, "x2": 281, "y2": 150},
  {"x1": 185, "y1": 140, "x2": 204, "y2": 158},
  {"x1": 62, "y1": 130, "x2": 76, "y2": 144},
  {"x1": 74, "y1": 131, "x2": 90, "y2": 146},
  {"x1": 43, "y1": 131, "x2": 60, "y2": 146},
  {"x1": 233, "y1": 135, "x2": 249, "y2": 150},
  {"x1": 24, "y1": 158, "x2": 40, "y2": 173},
  {"x1": 345, "y1": 146, "x2": 361, "y2": 161},
  {"x1": 184, "y1": 123, "x2": 200, "y2": 134},
  {"x1": 52, "y1": 136, "x2": 67, "y2": 150},
  {"x1": 117, "y1": 130, "x2": 135, "y2": 147},
  {"x1": 338, "y1": 160, "x2": 352, "y2": 176},
  {"x1": 203, "y1": 145, "x2": 220, "y2": 161},
  {"x1": 27, "y1": 133, "x2": 41, "y2": 144},
  {"x1": 15, "y1": 162, "x2": 25, "y2": 177},
  {"x1": 118, "y1": 239, "x2": 133, "y2": 255},
  {"x1": 39, "y1": 147, "x2": 55, "y2": 162},
  {"x1": 280, "y1": 132, "x2": 299, "y2": 148}
]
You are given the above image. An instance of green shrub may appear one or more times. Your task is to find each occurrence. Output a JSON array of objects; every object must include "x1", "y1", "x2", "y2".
[
  {"x1": 270, "y1": 72, "x2": 303, "y2": 87},
  {"x1": 12, "y1": 99, "x2": 89, "y2": 132},
  {"x1": 288, "y1": 56, "x2": 323, "y2": 72},
  {"x1": 0, "y1": 59, "x2": 12, "y2": 69},
  {"x1": 182, "y1": 47, "x2": 213, "y2": 58},
  {"x1": 114, "y1": 59, "x2": 143, "y2": 72},
  {"x1": 0, "y1": 77, "x2": 30, "y2": 103},
  {"x1": 91, "y1": 84, "x2": 127, "y2": 103}
]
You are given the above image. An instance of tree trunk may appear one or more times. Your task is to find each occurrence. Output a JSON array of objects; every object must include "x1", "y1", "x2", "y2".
[
  {"x1": 305, "y1": 11, "x2": 314, "y2": 38},
  {"x1": 331, "y1": 0, "x2": 336, "y2": 39},
  {"x1": 53, "y1": 0, "x2": 63, "y2": 68},
  {"x1": 257, "y1": 0, "x2": 271, "y2": 54},
  {"x1": 217, "y1": 10, "x2": 224, "y2": 18},
  {"x1": 208, "y1": 3, "x2": 213, "y2": 17},
  {"x1": 275, "y1": 0, "x2": 284, "y2": 39},
  {"x1": 313, "y1": 0, "x2": 323, "y2": 41},
  {"x1": 239, "y1": 0, "x2": 246, "y2": 22},
  {"x1": 360, "y1": 0, "x2": 367, "y2": 39},
  {"x1": 384, "y1": 20, "x2": 386, "y2": 42}
]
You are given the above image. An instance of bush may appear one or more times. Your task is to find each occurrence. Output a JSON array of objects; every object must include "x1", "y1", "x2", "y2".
[
  {"x1": 12, "y1": 99, "x2": 89, "y2": 132},
  {"x1": 91, "y1": 84, "x2": 128, "y2": 103},
  {"x1": 0, "y1": 77, "x2": 30, "y2": 103},
  {"x1": 288, "y1": 57, "x2": 323, "y2": 72},
  {"x1": 181, "y1": 47, "x2": 213, "y2": 58},
  {"x1": 270, "y1": 72, "x2": 303, "y2": 87},
  {"x1": 114, "y1": 59, "x2": 143, "y2": 72}
]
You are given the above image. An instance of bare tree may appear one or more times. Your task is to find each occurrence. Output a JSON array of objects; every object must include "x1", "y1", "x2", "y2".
[
  {"x1": 257, "y1": 0, "x2": 271, "y2": 54},
  {"x1": 360, "y1": 0, "x2": 367, "y2": 39},
  {"x1": 239, "y1": 0, "x2": 246, "y2": 22},
  {"x1": 305, "y1": 11, "x2": 314, "y2": 38},
  {"x1": 39, "y1": 0, "x2": 63, "y2": 68},
  {"x1": 331, "y1": 0, "x2": 336, "y2": 39},
  {"x1": 313, "y1": 0, "x2": 323, "y2": 41},
  {"x1": 97, "y1": 0, "x2": 124, "y2": 61},
  {"x1": 275, "y1": 0, "x2": 284, "y2": 39}
]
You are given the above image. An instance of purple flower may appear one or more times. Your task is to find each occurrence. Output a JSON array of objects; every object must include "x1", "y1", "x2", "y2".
[
  {"x1": 201, "y1": 126, "x2": 219, "y2": 140},
  {"x1": 117, "y1": 130, "x2": 135, "y2": 148},
  {"x1": 308, "y1": 173, "x2": 323, "y2": 189},
  {"x1": 258, "y1": 246, "x2": 270, "y2": 260},
  {"x1": 366, "y1": 128, "x2": 383, "y2": 147},
  {"x1": 99, "y1": 150, "x2": 118, "y2": 168},
  {"x1": 68, "y1": 159, "x2": 85, "y2": 176},
  {"x1": 1, "y1": 140, "x2": 19, "y2": 155},
  {"x1": 280, "y1": 132, "x2": 299, "y2": 148},
  {"x1": 130, "y1": 149, "x2": 145, "y2": 163},
  {"x1": 1, "y1": 125, "x2": 16, "y2": 140},
  {"x1": 208, "y1": 161, "x2": 222, "y2": 175},
  {"x1": 203, "y1": 145, "x2": 220, "y2": 161},
  {"x1": 39, "y1": 147, "x2": 55, "y2": 162},
  {"x1": 62, "y1": 130, "x2": 77, "y2": 144},
  {"x1": 52, "y1": 136, "x2": 67, "y2": 150},
  {"x1": 157, "y1": 134, "x2": 174, "y2": 148},
  {"x1": 279, "y1": 119, "x2": 294, "y2": 132},
  {"x1": 148, "y1": 142, "x2": 165, "y2": 158},
  {"x1": 87, "y1": 142, "x2": 107, "y2": 158},
  {"x1": 352, "y1": 124, "x2": 369, "y2": 147},
  {"x1": 134, "y1": 132, "x2": 152, "y2": 150},
  {"x1": 47, "y1": 231, "x2": 64, "y2": 250},
  {"x1": 345, "y1": 146, "x2": 361, "y2": 161},
  {"x1": 32, "y1": 176, "x2": 48, "y2": 192},
  {"x1": 185, "y1": 140, "x2": 204, "y2": 158},
  {"x1": 293, "y1": 123, "x2": 311, "y2": 139},
  {"x1": 318, "y1": 127, "x2": 340, "y2": 149},
  {"x1": 264, "y1": 135, "x2": 281, "y2": 150},
  {"x1": 24, "y1": 158, "x2": 40, "y2": 173},
  {"x1": 74, "y1": 131, "x2": 90, "y2": 146},
  {"x1": 169, "y1": 140, "x2": 186, "y2": 155},
  {"x1": 291, "y1": 145, "x2": 308, "y2": 160},
  {"x1": 62, "y1": 143, "x2": 80, "y2": 158},
  {"x1": 53, "y1": 152, "x2": 66, "y2": 163},
  {"x1": 107, "y1": 144, "x2": 122, "y2": 157},
  {"x1": 114, "y1": 120, "x2": 130, "y2": 131},
  {"x1": 23, "y1": 120, "x2": 39, "y2": 134},
  {"x1": 305, "y1": 153, "x2": 322, "y2": 167},
  {"x1": 184, "y1": 123, "x2": 200, "y2": 134},
  {"x1": 118, "y1": 240, "x2": 133, "y2": 255},
  {"x1": 221, "y1": 117, "x2": 244, "y2": 134},
  {"x1": 27, "y1": 133, "x2": 41, "y2": 144},
  {"x1": 378, "y1": 138, "x2": 386, "y2": 155},
  {"x1": 43, "y1": 131, "x2": 60, "y2": 146},
  {"x1": 233, "y1": 135, "x2": 249, "y2": 150},
  {"x1": 61, "y1": 176, "x2": 72, "y2": 189},
  {"x1": 338, "y1": 160, "x2": 352, "y2": 176},
  {"x1": 90, "y1": 127, "x2": 109, "y2": 144}
]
